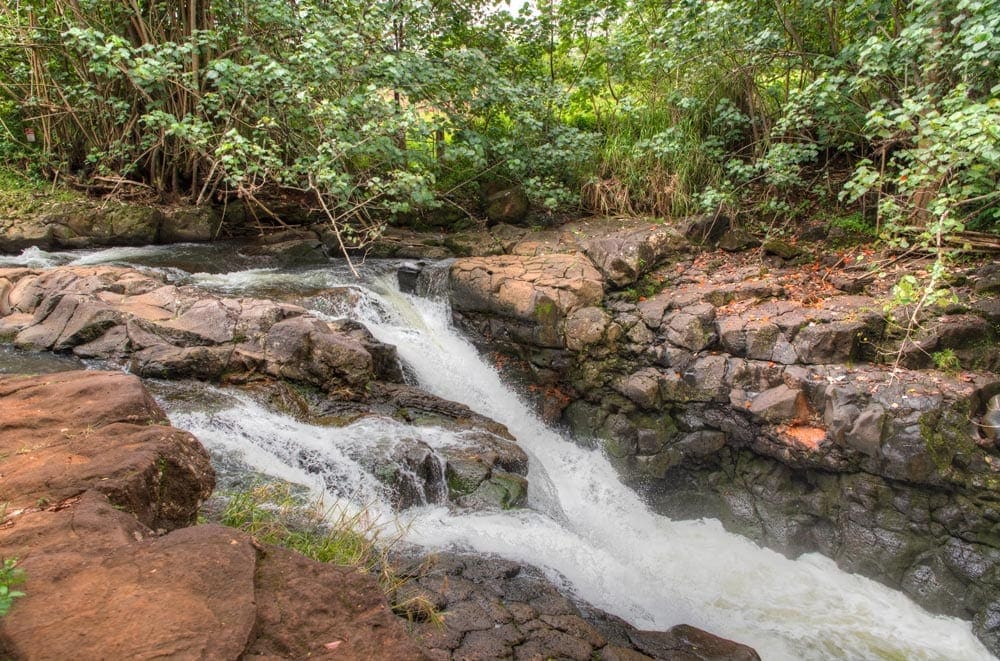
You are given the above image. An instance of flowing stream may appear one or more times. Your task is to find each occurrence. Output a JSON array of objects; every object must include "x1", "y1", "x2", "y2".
[{"x1": 1, "y1": 245, "x2": 994, "y2": 660}]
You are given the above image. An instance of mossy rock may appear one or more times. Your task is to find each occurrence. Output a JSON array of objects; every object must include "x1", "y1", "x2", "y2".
[
  {"x1": 762, "y1": 238, "x2": 805, "y2": 260},
  {"x1": 160, "y1": 206, "x2": 221, "y2": 242},
  {"x1": 919, "y1": 405, "x2": 977, "y2": 476},
  {"x1": 456, "y1": 471, "x2": 527, "y2": 509},
  {"x1": 446, "y1": 459, "x2": 491, "y2": 496}
]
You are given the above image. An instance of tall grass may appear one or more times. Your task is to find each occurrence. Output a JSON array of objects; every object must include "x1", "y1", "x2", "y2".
[{"x1": 579, "y1": 67, "x2": 767, "y2": 219}]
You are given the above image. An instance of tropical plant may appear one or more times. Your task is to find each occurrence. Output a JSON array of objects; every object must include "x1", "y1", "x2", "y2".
[
  {"x1": 1, "y1": 0, "x2": 996, "y2": 247},
  {"x1": 0, "y1": 557, "x2": 25, "y2": 617}
]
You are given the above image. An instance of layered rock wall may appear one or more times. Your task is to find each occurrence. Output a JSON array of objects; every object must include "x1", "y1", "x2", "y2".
[{"x1": 446, "y1": 221, "x2": 1000, "y2": 652}]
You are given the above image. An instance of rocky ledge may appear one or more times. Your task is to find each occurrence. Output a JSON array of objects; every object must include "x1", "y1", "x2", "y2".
[
  {"x1": 397, "y1": 552, "x2": 758, "y2": 661},
  {"x1": 0, "y1": 370, "x2": 424, "y2": 659},
  {"x1": 442, "y1": 218, "x2": 1000, "y2": 653},
  {"x1": 0, "y1": 265, "x2": 525, "y2": 511}
]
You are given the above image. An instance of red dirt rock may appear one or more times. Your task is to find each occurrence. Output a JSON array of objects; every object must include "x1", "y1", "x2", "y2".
[{"x1": 0, "y1": 370, "x2": 426, "y2": 661}]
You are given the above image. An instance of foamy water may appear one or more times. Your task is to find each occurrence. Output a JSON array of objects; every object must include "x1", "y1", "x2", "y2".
[{"x1": 21, "y1": 245, "x2": 987, "y2": 660}]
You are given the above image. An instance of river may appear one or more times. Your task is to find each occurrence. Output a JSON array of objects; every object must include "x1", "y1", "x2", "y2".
[{"x1": 1, "y1": 244, "x2": 993, "y2": 660}]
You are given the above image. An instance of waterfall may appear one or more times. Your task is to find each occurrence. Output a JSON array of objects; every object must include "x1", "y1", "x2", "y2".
[
  {"x1": 11, "y1": 245, "x2": 986, "y2": 660},
  {"x1": 352, "y1": 273, "x2": 992, "y2": 661}
]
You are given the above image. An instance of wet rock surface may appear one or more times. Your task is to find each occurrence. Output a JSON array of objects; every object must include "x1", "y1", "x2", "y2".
[
  {"x1": 244, "y1": 379, "x2": 531, "y2": 512},
  {"x1": 0, "y1": 371, "x2": 425, "y2": 661},
  {"x1": 443, "y1": 223, "x2": 1000, "y2": 653},
  {"x1": 397, "y1": 552, "x2": 759, "y2": 661},
  {"x1": 0, "y1": 265, "x2": 402, "y2": 394}
]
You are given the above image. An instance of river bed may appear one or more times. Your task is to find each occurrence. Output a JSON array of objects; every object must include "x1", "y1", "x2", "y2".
[{"x1": 1, "y1": 244, "x2": 993, "y2": 660}]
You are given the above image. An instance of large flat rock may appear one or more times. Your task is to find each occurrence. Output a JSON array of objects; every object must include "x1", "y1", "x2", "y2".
[{"x1": 0, "y1": 370, "x2": 213, "y2": 529}]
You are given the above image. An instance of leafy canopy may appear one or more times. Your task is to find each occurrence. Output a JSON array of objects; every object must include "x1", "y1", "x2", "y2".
[{"x1": 0, "y1": 0, "x2": 996, "y2": 245}]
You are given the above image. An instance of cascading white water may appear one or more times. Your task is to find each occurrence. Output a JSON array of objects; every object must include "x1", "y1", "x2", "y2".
[
  {"x1": 354, "y1": 274, "x2": 993, "y2": 660},
  {"x1": 5, "y1": 246, "x2": 992, "y2": 659}
]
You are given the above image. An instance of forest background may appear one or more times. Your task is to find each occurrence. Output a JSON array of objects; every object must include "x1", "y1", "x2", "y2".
[{"x1": 0, "y1": 0, "x2": 997, "y2": 258}]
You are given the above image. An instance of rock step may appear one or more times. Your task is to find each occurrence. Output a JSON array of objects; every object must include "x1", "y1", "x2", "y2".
[
  {"x1": 0, "y1": 265, "x2": 403, "y2": 393},
  {"x1": 0, "y1": 371, "x2": 425, "y2": 660},
  {"x1": 398, "y1": 552, "x2": 759, "y2": 661}
]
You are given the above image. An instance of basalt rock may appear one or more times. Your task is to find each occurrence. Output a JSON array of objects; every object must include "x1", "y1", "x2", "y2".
[
  {"x1": 447, "y1": 244, "x2": 1000, "y2": 653},
  {"x1": 0, "y1": 264, "x2": 531, "y2": 515},
  {"x1": 677, "y1": 213, "x2": 730, "y2": 245},
  {"x1": 0, "y1": 265, "x2": 403, "y2": 394},
  {"x1": 0, "y1": 370, "x2": 213, "y2": 529},
  {"x1": 242, "y1": 380, "x2": 531, "y2": 512},
  {"x1": 582, "y1": 223, "x2": 689, "y2": 287},
  {"x1": 243, "y1": 229, "x2": 329, "y2": 266},
  {"x1": 0, "y1": 197, "x2": 225, "y2": 252},
  {"x1": 158, "y1": 205, "x2": 222, "y2": 243},
  {"x1": 898, "y1": 313, "x2": 1000, "y2": 371},
  {"x1": 483, "y1": 184, "x2": 529, "y2": 225},
  {"x1": 450, "y1": 253, "x2": 604, "y2": 349},
  {"x1": 396, "y1": 552, "x2": 759, "y2": 661}
]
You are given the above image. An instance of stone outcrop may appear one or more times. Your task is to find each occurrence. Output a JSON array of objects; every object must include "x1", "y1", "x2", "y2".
[
  {"x1": 0, "y1": 265, "x2": 402, "y2": 394},
  {"x1": 445, "y1": 229, "x2": 1000, "y2": 653},
  {"x1": 0, "y1": 199, "x2": 221, "y2": 252},
  {"x1": 0, "y1": 371, "x2": 425, "y2": 660},
  {"x1": 582, "y1": 223, "x2": 689, "y2": 287},
  {"x1": 0, "y1": 348, "x2": 756, "y2": 660},
  {"x1": 0, "y1": 370, "x2": 213, "y2": 530},
  {"x1": 450, "y1": 252, "x2": 604, "y2": 348},
  {"x1": 398, "y1": 552, "x2": 759, "y2": 661}
]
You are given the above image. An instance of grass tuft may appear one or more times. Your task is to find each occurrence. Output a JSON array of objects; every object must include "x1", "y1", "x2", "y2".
[{"x1": 217, "y1": 482, "x2": 443, "y2": 626}]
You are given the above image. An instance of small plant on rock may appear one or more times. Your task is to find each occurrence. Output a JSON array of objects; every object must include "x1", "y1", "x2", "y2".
[
  {"x1": 217, "y1": 482, "x2": 442, "y2": 626},
  {"x1": 0, "y1": 557, "x2": 25, "y2": 617},
  {"x1": 932, "y1": 349, "x2": 961, "y2": 374}
]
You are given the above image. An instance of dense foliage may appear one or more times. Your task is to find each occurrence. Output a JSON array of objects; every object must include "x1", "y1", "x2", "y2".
[{"x1": 1, "y1": 0, "x2": 997, "y2": 245}]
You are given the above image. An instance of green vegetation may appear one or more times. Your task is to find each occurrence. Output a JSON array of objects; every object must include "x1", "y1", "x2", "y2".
[
  {"x1": 0, "y1": 557, "x2": 25, "y2": 616},
  {"x1": 933, "y1": 348, "x2": 962, "y2": 374},
  {"x1": 828, "y1": 212, "x2": 877, "y2": 239},
  {"x1": 219, "y1": 482, "x2": 393, "y2": 570},
  {"x1": 218, "y1": 482, "x2": 441, "y2": 623},
  {"x1": 0, "y1": 0, "x2": 997, "y2": 256}
]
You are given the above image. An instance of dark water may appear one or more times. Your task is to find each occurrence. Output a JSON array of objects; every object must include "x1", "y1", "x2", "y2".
[{"x1": 0, "y1": 345, "x2": 85, "y2": 375}]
